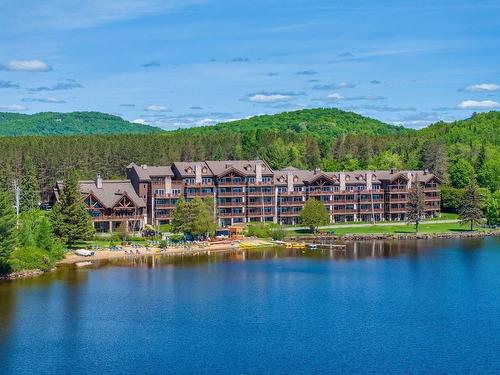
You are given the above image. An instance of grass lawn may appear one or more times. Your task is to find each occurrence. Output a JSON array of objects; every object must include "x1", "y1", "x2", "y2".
[{"x1": 289, "y1": 222, "x2": 482, "y2": 235}]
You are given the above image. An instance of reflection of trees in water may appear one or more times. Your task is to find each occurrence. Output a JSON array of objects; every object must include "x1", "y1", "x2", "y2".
[
  {"x1": 0, "y1": 282, "x2": 16, "y2": 353},
  {"x1": 92, "y1": 239, "x2": 461, "y2": 270}
]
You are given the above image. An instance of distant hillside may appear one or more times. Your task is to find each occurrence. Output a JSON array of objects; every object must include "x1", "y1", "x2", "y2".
[
  {"x1": 0, "y1": 112, "x2": 163, "y2": 136},
  {"x1": 417, "y1": 111, "x2": 499, "y2": 146},
  {"x1": 177, "y1": 108, "x2": 411, "y2": 138}
]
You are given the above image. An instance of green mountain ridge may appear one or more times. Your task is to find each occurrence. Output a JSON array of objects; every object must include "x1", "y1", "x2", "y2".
[
  {"x1": 175, "y1": 108, "x2": 411, "y2": 138},
  {"x1": 0, "y1": 111, "x2": 163, "y2": 136}
]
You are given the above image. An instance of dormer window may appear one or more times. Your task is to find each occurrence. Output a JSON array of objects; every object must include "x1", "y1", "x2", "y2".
[
  {"x1": 279, "y1": 176, "x2": 285, "y2": 182},
  {"x1": 202, "y1": 167, "x2": 208, "y2": 173},
  {"x1": 293, "y1": 176, "x2": 299, "y2": 182},
  {"x1": 186, "y1": 167, "x2": 193, "y2": 173}
]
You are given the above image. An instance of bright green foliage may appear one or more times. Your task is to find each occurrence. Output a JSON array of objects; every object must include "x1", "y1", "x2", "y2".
[
  {"x1": 441, "y1": 186, "x2": 464, "y2": 212},
  {"x1": 458, "y1": 182, "x2": 484, "y2": 230},
  {"x1": 0, "y1": 111, "x2": 163, "y2": 136},
  {"x1": 0, "y1": 192, "x2": 17, "y2": 273},
  {"x1": 9, "y1": 210, "x2": 64, "y2": 272},
  {"x1": 449, "y1": 159, "x2": 475, "y2": 188},
  {"x1": 300, "y1": 198, "x2": 330, "y2": 233},
  {"x1": 271, "y1": 226, "x2": 287, "y2": 241},
  {"x1": 246, "y1": 223, "x2": 272, "y2": 238},
  {"x1": 19, "y1": 157, "x2": 40, "y2": 212},
  {"x1": 50, "y1": 171, "x2": 95, "y2": 244},
  {"x1": 171, "y1": 198, "x2": 216, "y2": 236},
  {"x1": 368, "y1": 151, "x2": 404, "y2": 170},
  {"x1": 483, "y1": 192, "x2": 500, "y2": 226},
  {"x1": 476, "y1": 146, "x2": 500, "y2": 192},
  {"x1": 406, "y1": 182, "x2": 426, "y2": 233}
]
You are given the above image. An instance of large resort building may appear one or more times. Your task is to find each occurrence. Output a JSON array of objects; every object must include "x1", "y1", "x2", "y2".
[{"x1": 53, "y1": 159, "x2": 441, "y2": 232}]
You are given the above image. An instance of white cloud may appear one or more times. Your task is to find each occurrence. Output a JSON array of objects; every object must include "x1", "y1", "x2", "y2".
[
  {"x1": 0, "y1": 104, "x2": 28, "y2": 111},
  {"x1": 247, "y1": 94, "x2": 293, "y2": 103},
  {"x1": 132, "y1": 118, "x2": 147, "y2": 124},
  {"x1": 464, "y1": 83, "x2": 499, "y2": 92},
  {"x1": 145, "y1": 104, "x2": 169, "y2": 112},
  {"x1": 22, "y1": 97, "x2": 66, "y2": 103},
  {"x1": 458, "y1": 100, "x2": 500, "y2": 109},
  {"x1": 0, "y1": 60, "x2": 52, "y2": 72},
  {"x1": 326, "y1": 93, "x2": 344, "y2": 100}
]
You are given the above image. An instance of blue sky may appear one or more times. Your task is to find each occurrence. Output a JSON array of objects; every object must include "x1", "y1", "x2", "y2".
[{"x1": 0, "y1": 0, "x2": 499, "y2": 129}]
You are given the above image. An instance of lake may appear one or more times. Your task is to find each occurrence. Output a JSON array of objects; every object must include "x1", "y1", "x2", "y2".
[{"x1": 1, "y1": 237, "x2": 499, "y2": 374}]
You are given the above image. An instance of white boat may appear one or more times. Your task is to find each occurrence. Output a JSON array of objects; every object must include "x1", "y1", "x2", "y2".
[
  {"x1": 75, "y1": 249, "x2": 95, "y2": 257},
  {"x1": 307, "y1": 244, "x2": 318, "y2": 250}
]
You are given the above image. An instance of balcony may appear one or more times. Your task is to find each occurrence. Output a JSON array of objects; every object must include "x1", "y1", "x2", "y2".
[
  {"x1": 219, "y1": 211, "x2": 245, "y2": 217},
  {"x1": 247, "y1": 210, "x2": 275, "y2": 216},
  {"x1": 277, "y1": 190, "x2": 304, "y2": 196},
  {"x1": 308, "y1": 190, "x2": 333, "y2": 196},
  {"x1": 278, "y1": 211, "x2": 301, "y2": 217},
  {"x1": 217, "y1": 181, "x2": 245, "y2": 187},
  {"x1": 247, "y1": 190, "x2": 275, "y2": 197},
  {"x1": 278, "y1": 200, "x2": 304, "y2": 206},
  {"x1": 91, "y1": 213, "x2": 144, "y2": 221},
  {"x1": 154, "y1": 202, "x2": 176, "y2": 208},
  {"x1": 185, "y1": 190, "x2": 214, "y2": 197},
  {"x1": 217, "y1": 201, "x2": 244, "y2": 208},
  {"x1": 247, "y1": 201, "x2": 273, "y2": 207},
  {"x1": 217, "y1": 191, "x2": 245, "y2": 197},
  {"x1": 425, "y1": 196, "x2": 440, "y2": 201}
]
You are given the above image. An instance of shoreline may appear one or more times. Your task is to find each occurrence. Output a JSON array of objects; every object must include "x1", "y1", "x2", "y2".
[
  {"x1": 292, "y1": 228, "x2": 500, "y2": 242},
  {"x1": 2, "y1": 230, "x2": 498, "y2": 280}
]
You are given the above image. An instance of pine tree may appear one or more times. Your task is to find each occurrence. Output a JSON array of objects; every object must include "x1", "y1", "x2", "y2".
[
  {"x1": 423, "y1": 141, "x2": 449, "y2": 183},
  {"x1": 458, "y1": 182, "x2": 483, "y2": 231},
  {"x1": 406, "y1": 180, "x2": 426, "y2": 233},
  {"x1": 0, "y1": 191, "x2": 17, "y2": 272},
  {"x1": 36, "y1": 216, "x2": 55, "y2": 252},
  {"x1": 19, "y1": 156, "x2": 40, "y2": 212},
  {"x1": 50, "y1": 171, "x2": 94, "y2": 244}
]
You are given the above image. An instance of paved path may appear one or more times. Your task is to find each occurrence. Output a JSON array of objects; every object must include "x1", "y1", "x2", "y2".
[{"x1": 284, "y1": 219, "x2": 459, "y2": 231}]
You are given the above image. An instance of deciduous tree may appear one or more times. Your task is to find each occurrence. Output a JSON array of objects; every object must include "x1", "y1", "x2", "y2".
[{"x1": 300, "y1": 198, "x2": 330, "y2": 233}]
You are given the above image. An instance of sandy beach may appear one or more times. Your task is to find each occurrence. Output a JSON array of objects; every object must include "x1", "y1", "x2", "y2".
[{"x1": 58, "y1": 238, "x2": 274, "y2": 265}]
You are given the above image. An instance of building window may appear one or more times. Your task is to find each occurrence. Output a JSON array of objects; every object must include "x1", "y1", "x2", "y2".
[
  {"x1": 184, "y1": 178, "x2": 195, "y2": 185},
  {"x1": 202, "y1": 177, "x2": 212, "y2": 184},
  {"x1": 154, "y1": 189, "x2": 165, "y2": 196},
  {"x1": 247, "y1": 177, "x2": 256, "y2": 183},
  {"x1": 262, "y1": 176, "x2": 272, "y2": 183},
  {"x1": 278, "y1": 187, "x2": 287, "y2": 193}
]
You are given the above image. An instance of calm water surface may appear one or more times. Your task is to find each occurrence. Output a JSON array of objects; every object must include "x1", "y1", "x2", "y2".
[{"x1": 1, "y1": 237, "x2": 499, "y2": 374}]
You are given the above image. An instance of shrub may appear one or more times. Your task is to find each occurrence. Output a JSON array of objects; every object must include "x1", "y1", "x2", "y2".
[
  {"x1": 9, "y1": 247, "x2": 55, "y2": 272},
  {"x1": 271, "y1": 226, "x2": 287, "y2": 241},
  {"x1": 246, "y1": 223, "x2": 272, "y2": 238}
]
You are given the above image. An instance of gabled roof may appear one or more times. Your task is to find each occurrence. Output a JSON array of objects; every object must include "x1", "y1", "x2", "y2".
[
  {"x1": 56, "y1": 179, "x2": 146, "y2": 208},
  {"x1": 205, "y1": 160, "x2": 274, "y2": 177},
  {"x1": 128, "y1": 163, "x2": 174, "y2": 180},
  {"x1": 172, "y1": 162, "x2": 213, "y2": 177},
  {"x1": 80, "y1": 180, "x2": 146, "y2": 208}
]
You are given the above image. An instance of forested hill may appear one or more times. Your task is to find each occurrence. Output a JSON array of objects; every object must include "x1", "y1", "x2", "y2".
[
  {"x1": 0, "y1": 112, "x2": 163, "y2": 136},
  {"x1": 0, "y1": 109, "x2": 497, "y2": 193},
  {"x1": 176, "y1": 108, "x2": 411, "y2": 138},
  {"x1": 417, "y1": 111, "x2": 499, "y2": 146}
]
